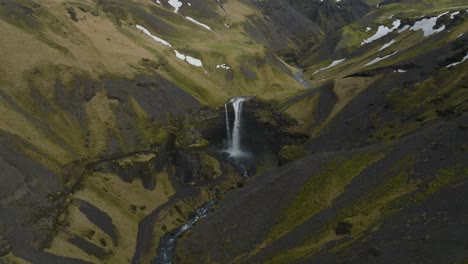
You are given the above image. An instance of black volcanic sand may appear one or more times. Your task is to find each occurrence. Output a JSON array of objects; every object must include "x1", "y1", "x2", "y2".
[
  {"x1": 175, "y1": 112, "x2": 467, "y2": 264},
  {"x1": 74, "y1": 199, "x2": 118, "y2": 245}
]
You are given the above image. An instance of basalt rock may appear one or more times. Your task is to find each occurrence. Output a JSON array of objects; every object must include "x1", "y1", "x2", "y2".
[{"x1": 0, "y1": 235, "x2": 12, "y2": 257}]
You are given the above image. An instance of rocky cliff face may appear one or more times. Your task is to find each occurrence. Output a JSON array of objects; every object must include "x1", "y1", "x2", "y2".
[{"x1": 0, "y1": 0, "x2": 467, "y2": 263}]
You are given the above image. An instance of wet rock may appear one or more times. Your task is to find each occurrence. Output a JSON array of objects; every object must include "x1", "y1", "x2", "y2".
[
  {"x1": 0, "y1": 235, "x2": 12, "y2": 257},
  {"x1": 67, "y1": 7, "x2": 78, "y2": 22},
  {"x1": 335, "y1": 221, "x2": 353, "y2": 235},
  {"x1": 100, "y1": 238, "x2": 107, "y2": 247},
  {"x1": 175, "y1": 151, "x2": 202, "y2": 184},
  {"x1": 368, "y1": 246, "x2": 382, "y2": 256}
]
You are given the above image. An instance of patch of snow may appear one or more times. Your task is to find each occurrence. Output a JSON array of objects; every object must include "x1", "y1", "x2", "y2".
[
  {"x1": 450, "y1": 11, "x2": 460, "y2": 19},
  {"x1": 136, "y1": 25, "x2": 172, "y2": 47},
  {"x1": 168, "y1": 0, "x2": 182, "y2": 13},
  {"x1": 174, "y1": 50, "x2": 186, "y2": 60},
  {"x1": 364, "y1": 51, "x2": 398, "y2": 66},
  {"x1": 155, "y1": 0, "x2": 161, "y2": 5},
  {"x1": 394, "y1": 69, "x2": 407, "y2": 73},
  {"x1": 187, "y1": 2, "x2": 192, "y2": 6},
  {"x1": 378, "y1": 39, "x2": 396, "y2": 51},
  {"x1": 362, "y1": 20, "x2": 401, "y2": 45},
  {"x1": 398, "y1": 25, "x2": 410, "y2": 33},
  {"x1": 186, "y1": 56, "x2": 203, "y2": 67},
  {"x1": 366, "y1": 27, "x2": 372, "y2": 32},
  {"x1": 446, "y1": 52, "x2": 468, "y2": 68},
  {"x1": 174, "y1": 50, "x2": 203, "y2": 67},
  {"x1": 458, "y1": 33, "x2": 464, "y2": 38},
  {"x1": 216, "y1": 64, "x2": 231, "y2": 70},
  {"x1": 410, "y1": 13, "x2": 446, "y2": 37},
  {"x1": 186, "y1": 17, "x2": 212, "y2": 31},
  {"x1": 224, "y1": 23, "x2": 230, "y2": 28},
  {"x1": 313, "y1": 58, "x2": 346, "y2": 74},
  {"x1": 411, "y1": 17, "x2": 445, "y2": 37}
]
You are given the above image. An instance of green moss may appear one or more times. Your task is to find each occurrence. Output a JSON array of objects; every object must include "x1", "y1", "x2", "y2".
[
  {"x1": 412, "y1": 168, "x2": 459, "y2": 202},
  {"x1": 200, "y1": 155, "x2": 222, "y2": 180},
  {"x1": 184, "y1": 138, "x2": 209, "y2": 150},
  {"x1": 266, "y1": 150, "x2": 386, "y2": 244},
  {"x1": 266, "y1": 154, "x2": 417, "y2": 264},
  {"x1": 370, "y1": 65, "x2": 466, "y2": 143},
  {"x1": 279, "y1": 145, "x2": 306, "y2": 162}
]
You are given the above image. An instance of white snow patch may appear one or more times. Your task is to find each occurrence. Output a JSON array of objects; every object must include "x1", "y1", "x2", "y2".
[
  {"x1": 155, "y1": 0, "x2": 161, "y2": 5},
  {"x1": 216, "y1": 64, "x2": 231, "y2": 70},
  {"x1": 378, "y1": 39, "x2": 396, "y2": 51},
  {"x1": 394, "y1": 69, "x2": 407, "y2": 73},
  {"x1": 362, "y1": 20, "x2": 401, "y2": 45},
  {"x1": 446, "y1": 52, "x2": 468, "y2": 68},
  {"x1": 174, "y1": 50, "x2": 186, "y2": 60},
  {"x1": 458, "y1": 33, "x2": 464, "y2": 38},
  {"x1": 186, "y1": 56, "x2": 203, "y2": 67},
  {"x1": 366, "y1": 27, "x2": 372, "y2": 32},
  {"x1": 364, "y1": 51, "x2": 398, "y2": 66},
  {"x1": 450, "y1": 11, "x2": 460, "y2": 19},
  {"x1": 313, "y1": 58, "x2": 346, "y2": 74},
  {"x1": 186, "y1": 17, "x2": 212, "y2": 31},
  {"x1": 187, "y1": 2, "x2": 192, "y2": 6},
  {"x1": 174, "y1": 50, "x2": 203, "y2": 67},
  {"x1": 168, "y1": 0, "x2": 182, "y2": 13},
  {"x1": 136, "y1": 25, "x2": 172, "y2": 47},
  {"x1": 410, "y1": 14, "x2": 446, "y2": 37}
]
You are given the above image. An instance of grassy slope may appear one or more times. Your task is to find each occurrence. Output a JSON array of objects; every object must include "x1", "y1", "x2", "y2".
[
  {"x1": 0, "y1": 0, "x2": 306, "y2": 263},
  {"x1": 0, "y1": 0, "x2": 304, "y2": 170},
  {"x1": 1, "y1": 0, "x2": 467, "y2": 263},
  {"x1": 284, "y1": 2, "x2": 467, "y2": 135},
  {"x1": 174, "y1": 1, "x2": 467, "y2": 263},
  {"x1": 175, "y1": 114, "x2": 467, "y2": 263}
]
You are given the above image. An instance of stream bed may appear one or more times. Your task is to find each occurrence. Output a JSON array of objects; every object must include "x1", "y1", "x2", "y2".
[
  {"x1": 153, "y1": 200, "x2": 217, "y2": 264},
  {"x1": 293, "y1": 67, "x2": 312, "y2": 88}
]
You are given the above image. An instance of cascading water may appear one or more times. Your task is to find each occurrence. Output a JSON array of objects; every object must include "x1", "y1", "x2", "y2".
[
  {"x1": 225, "y1": 104, "x2": 232, "y2": 147},
  {"x1": 226, "y1": 97, "x2": 247, "y2": 157}
]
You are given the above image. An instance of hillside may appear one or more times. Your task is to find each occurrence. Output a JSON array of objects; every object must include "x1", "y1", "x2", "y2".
[{"x1": 0, "y1": 0, "x2": 467, "y2": 263}]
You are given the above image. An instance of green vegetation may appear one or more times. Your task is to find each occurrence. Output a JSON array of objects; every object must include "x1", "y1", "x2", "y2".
[
  {"x1": 411, "y1": 167, "x2": 466, "y2": 203},
  {"x1": 265, "y1": 150, "x2": 387, "y2": 245},
  {"x1": 279, "y1": 145, "x2": 306, "y2": 162},
  {"x1": 266, "y1": 154, "x2": 418, "y2": 263},
  {"x1": 201, "y1": 155, "x2": 222, "y2": 181}
]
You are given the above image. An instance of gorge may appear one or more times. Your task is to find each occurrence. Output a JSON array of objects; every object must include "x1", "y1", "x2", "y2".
[{"x1": 0, "y1": 1, "x2": 467, "y2": 264}]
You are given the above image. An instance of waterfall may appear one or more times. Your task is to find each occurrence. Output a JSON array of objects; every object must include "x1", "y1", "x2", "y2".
[
  {"x1": 226, "y1": 97, "x2": 247, "y2": 157},
  {"x1": 225, "y1": 104, "x2": 231, "y2": 147}
]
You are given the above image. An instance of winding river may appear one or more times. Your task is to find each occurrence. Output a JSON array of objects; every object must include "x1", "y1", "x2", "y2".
[
  {"x1": 293, "y1": 67, "x2": 312, "y2": 88},
  {"x1": 153, "y1": 200, "x2": 217, "y2": 264}
]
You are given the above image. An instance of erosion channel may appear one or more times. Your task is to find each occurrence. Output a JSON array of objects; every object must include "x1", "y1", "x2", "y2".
[{"x1": 150, "y1": 96, "x2": 304, "y2": 264}]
